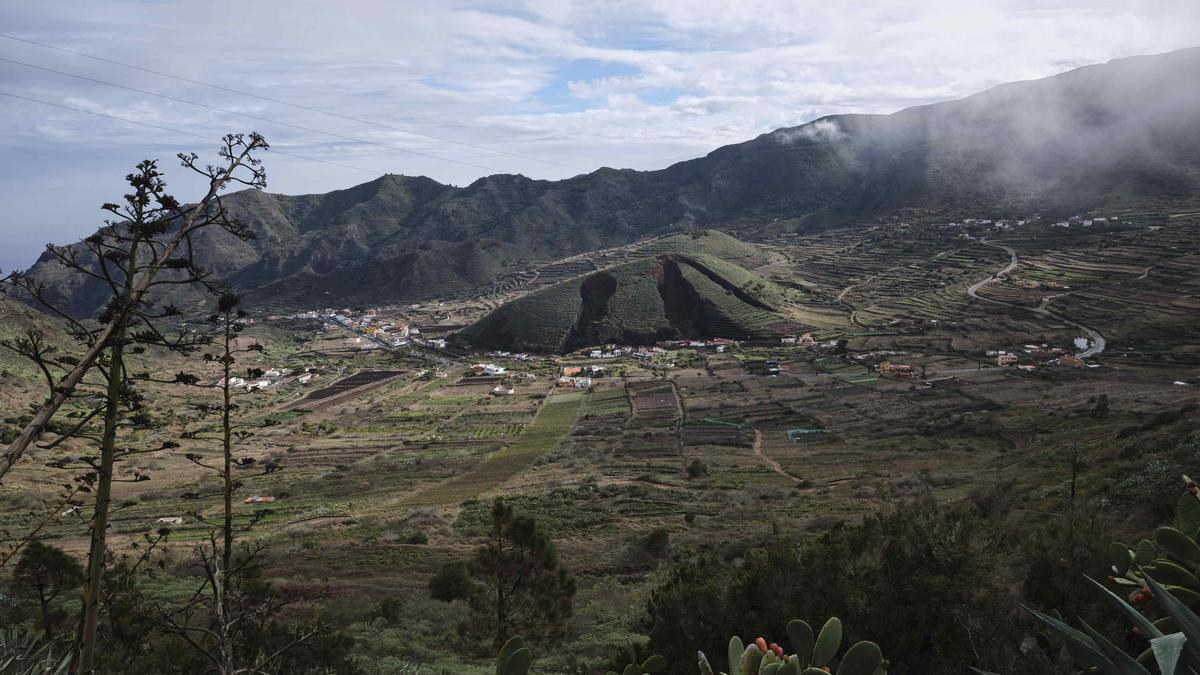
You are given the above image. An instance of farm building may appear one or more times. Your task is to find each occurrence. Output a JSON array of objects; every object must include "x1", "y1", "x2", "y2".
[
  {"x1": 491, "y1": 385, "x2": 516, "y2": 396},
  {"x1": 878, "y1": 362, "x2": 914, "y2": 377},
  {"x1": 997, "y1": 353, "x2": 1018, "y2": 366},
  {"x1": 243, "y1": 495, "x2": 275, "y2": 504},
  {"x1": 788, "y1": 428, "x2": 833, "y2": 443}
]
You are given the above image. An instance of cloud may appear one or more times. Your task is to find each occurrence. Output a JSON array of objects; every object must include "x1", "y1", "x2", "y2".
[
  {"x1": 0, "y1": 0, "x2": 1198, "y2": 272},
  {"x1": 771, "y1": 119, "x2": 845, "y2": 145}
]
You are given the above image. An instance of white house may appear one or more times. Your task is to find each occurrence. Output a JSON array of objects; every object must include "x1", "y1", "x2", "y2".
[
  {"x1": 482, "y1": 364, "x2": 507, "y2": 376},
  {"x1": 298, "y1": 373, "x2": 315, "y2": 385},
  {"x1": 573, "y1": 377, "x2": 592, "y2": 389},
  {"x1": 246, "y1": 379, "x2": 272, "y2": 392}
]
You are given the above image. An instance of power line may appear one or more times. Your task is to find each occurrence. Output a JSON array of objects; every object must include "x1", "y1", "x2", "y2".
[
  {"x1": 0, "y1": 55, "x2": 503, "y2": 173},
  {"x1": 0, "y1": 90, "x2": 383, "y2": 176},
  {"x1": 0, "y1": 32, "x2": 586, "y2": 172}
]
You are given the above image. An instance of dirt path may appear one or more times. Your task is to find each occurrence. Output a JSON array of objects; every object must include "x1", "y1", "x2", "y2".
[{"x1": 751, "y1": 429, "x2": 801, "y2": 483}]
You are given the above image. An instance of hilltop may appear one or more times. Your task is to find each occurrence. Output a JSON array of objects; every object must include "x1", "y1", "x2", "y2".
[
  {"x1": 455, "y1": 232, "x2": 790, "y2": 353},
  {"x1": 21, "y1": 47, "x2": 1200, "y2": 317}
]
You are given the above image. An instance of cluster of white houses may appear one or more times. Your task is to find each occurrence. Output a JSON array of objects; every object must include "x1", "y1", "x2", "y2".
[
  {"x1": 556, "y1": 364, "x2": 610, "y2": 389},
  {"x1": 1051, "y1": 215, "x2": 1122, "y2": 228},
  {"x1": 216, "y1": 367, "x2": 318, "y2": 393},
  {"x1": 284, "y1": 307, "x2": 416, "y2": 348}
]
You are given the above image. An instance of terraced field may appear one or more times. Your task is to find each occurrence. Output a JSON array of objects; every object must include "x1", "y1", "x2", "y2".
[
  {"x1": 283, "y1": 370, "x2": 405, "y2": 410},
  {"x1": 628, "y1": 380, "x2": 681, "y2": 428},
  {"x1": 398, "y1": 392, "x2": 584, "y2": 506},
  {"x1": 677, "y1": 261, "x2": 788, "y2": 339}
]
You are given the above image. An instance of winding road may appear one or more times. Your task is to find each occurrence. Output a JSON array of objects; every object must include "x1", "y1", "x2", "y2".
[{"x1": 969, "y1": 239, "x2": 1106, "y2": 358}]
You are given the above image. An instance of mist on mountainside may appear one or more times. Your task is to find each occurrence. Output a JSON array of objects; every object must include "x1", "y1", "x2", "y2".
[{"x1": 17, "y1": 48, "x2": 1200, "y2": 319}]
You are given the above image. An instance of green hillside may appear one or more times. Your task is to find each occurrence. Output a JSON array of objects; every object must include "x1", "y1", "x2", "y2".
[
  {"x1": 455, "y1": 244, "x2": 791, "y2": 353},
  {"x1": 635, "y1": 230, "x2": 769, "y2": 269},
  {"x1": 0, "y1": 295, "x2": 70, "y2": 381}
]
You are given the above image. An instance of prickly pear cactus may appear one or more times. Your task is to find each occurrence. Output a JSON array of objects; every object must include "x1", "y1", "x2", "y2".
[
  {"x1": 603, "y1": 640, "x2": 667, "y2": 675},
  {"x1": 495, "y1": 636, "x2": 532, "y2": 675},
  {"x1": 1108, "y1": 475, "x2": 1200, "y2": 609},
  {"x1": 497, "y1": 635, "x2": 665, "y2": 675},
  {"x1": 695, "y1": 617, "x2": 887, "y2": 675}
]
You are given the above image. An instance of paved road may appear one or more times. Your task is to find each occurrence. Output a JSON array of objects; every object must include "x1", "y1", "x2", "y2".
[
  {"x1": 969, "y1": 239, "x2": 1106, "y2": 358},
  {"x1": 967, "y1": 239, "x2": 1019, "y2": 299}
]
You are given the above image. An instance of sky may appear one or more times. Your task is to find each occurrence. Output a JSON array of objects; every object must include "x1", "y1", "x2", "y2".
[{"x1": 0, "y1": 1, "x2": 1198, "y2": 273}]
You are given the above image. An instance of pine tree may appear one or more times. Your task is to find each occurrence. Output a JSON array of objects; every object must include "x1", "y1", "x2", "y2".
[
  {"x1": 11, "y1": 541, "x2": 83, "y2": 639},
  {"x1": 462, "y1": 499, "x2": 576, "y2": 650}
]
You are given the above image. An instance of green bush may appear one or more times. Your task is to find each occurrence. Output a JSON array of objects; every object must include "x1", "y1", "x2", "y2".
[
  {"x1": 644, "y1": 498, "x2": 1034, "y2": 675},
  {"x1": 429, "y1": 560, "x2": 470, "y2": 602},
  {"x1": 642, "y1": 528, "x2": 671, "y2": 558}
]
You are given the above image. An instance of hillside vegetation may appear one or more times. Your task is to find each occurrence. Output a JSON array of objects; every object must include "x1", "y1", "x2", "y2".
[
  {"x1": 455, "y1": 234, "x2": 791, "y2": 353},
  {"x1": 0, "y1": 296, "x2": 68, "y2": 379}
]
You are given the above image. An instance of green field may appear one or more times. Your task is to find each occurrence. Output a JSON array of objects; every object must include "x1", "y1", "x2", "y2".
[{"x1": 400, "y1": 392, "x2": 584, "y2": 506}]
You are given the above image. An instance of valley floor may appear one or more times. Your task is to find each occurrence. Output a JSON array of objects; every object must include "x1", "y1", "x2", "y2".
[{"x1": 3, "y1": 211, "x2": 1200, "y2": 671}]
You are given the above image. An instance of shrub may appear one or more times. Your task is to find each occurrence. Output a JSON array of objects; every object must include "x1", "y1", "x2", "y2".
[
  {"x1": 429, "y1": 561, "x2": 470, "y2": 602},
  {"x1": 644, "y1": 498, "x2": 1032, "y2": 674},
  {"x1": 642, "y1": 528, "x2": 670, "y2": 558}
]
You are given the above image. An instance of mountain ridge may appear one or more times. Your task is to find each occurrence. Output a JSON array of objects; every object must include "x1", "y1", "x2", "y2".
[{"x1": 22, "y1": 47, "x2": 1200, "y2": 317}]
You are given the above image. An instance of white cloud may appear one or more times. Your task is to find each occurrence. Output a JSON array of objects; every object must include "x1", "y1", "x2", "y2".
[{"x1": 0, "y1": 0, "x2": 1197, "y2": 271}]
